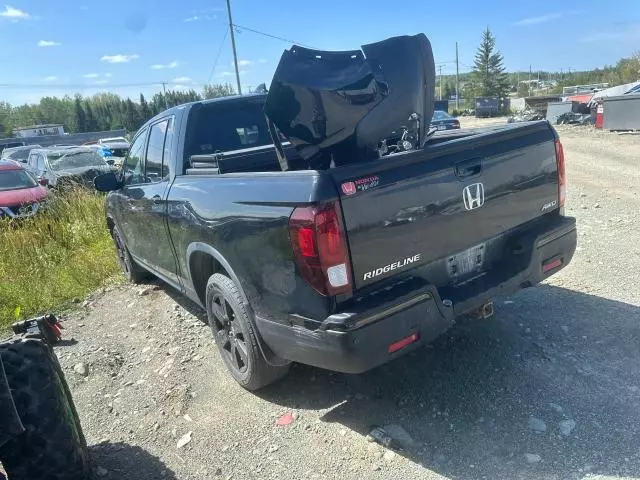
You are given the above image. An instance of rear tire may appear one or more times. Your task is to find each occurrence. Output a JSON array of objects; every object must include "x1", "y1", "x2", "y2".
[
  {"x1": 0, "y1": 337, "x2": 91, "y2": 480},
  {"x1": 112, "y1": 224, "x2": 148, "y2": 284},
  {"x1": 206, "y1": 273, "x2": 290, "y2": 390}
]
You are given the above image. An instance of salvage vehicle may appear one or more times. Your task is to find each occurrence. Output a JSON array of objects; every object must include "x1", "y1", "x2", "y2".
[
  {"x1": 0, "y1": 160, "x2": 48, "y2": 219},
  {"x1": 430, "y1": 110, "x2": 460, "y2": 130},
  {"x1": 0, "y1": 145, "x2": 41, "y2": 164},
  {"x1": 94, "y1": 33, "x2": 577, "y2": 390},
  {"x1": 26, "y1": 146, "x2": 113, "y2": 188}
]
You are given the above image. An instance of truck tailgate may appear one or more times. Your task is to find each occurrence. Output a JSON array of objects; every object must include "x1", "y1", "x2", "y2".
[{"x1": 331, "y1": 121, "x2": 559, "y2": 289}]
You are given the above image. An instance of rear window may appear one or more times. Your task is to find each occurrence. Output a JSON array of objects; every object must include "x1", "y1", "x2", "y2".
[
  {"x1": 6, "y1": 149, "x2": 31, "y2": 162},
  {"x1": 187, "y1": 103, "x2": 272, "y2": 156},
  {"x1": 0, "y1": 169, "x2": 38, "y2": 191}
]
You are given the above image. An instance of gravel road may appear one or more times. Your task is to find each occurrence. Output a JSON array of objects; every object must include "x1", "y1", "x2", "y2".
[{"x1": 55, "y1": 121, "x2": 640, "y2": 480}]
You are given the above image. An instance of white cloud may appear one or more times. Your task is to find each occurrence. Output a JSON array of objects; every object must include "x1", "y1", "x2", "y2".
[
  {"x1": 172, "y1": 76, "x2": 193, "y2": 83},
  {"x1": 151, "y1": 60, "x2": 179, "y2": 70},
  {"x1": 83, "y1": 73, "x2": 99, "y2": 78},
  {"x1": 233, "y1": 60, "x2": 253, "y2": 67},
  {"x1": 94, "y1": 80, "x2": 108, "y2": 85},
  {"x1": 38, "y1": 40, "x2": 61, "y2": 47},
  {"x1": 183, "y1": 15, "x2": 214, "y2": 22},
  {"x1": 513, "y1": 12, "x2": 563, "y2": 26},
  {"x1": 101, "y1": 54, "x2": 139, "y2": 64},
  {"x1": 0, "y1": 5, "x2": 30, "y2": 19},
  {"x1": 43, "y1": 76, "x2": 57, "y2": 81},
  {"x1": 217, "y1": 71, "x2": 233, "y2": 77},
  {"x1": 581, "y1": 25, "x2": 640, "y2": 43},
  {"x1": 105, "y1": 72, "x2": 113, "y2": 78},
  {"x1": 258, "y1": 58, "x2": 267, "y2": 64}
]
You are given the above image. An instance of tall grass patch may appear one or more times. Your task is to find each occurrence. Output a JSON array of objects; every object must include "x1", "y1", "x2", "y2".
[{"x1": 0, "y1": 188, "x2": 119, "y2": 329}]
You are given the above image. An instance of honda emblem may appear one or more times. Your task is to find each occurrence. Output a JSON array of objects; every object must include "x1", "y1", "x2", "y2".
[
  {"x1": 341, "y1": 181, "x2": 356, "y2": 196},
  {"x1": 462, "y1": 183, "x2": 485, "y2": 210}
]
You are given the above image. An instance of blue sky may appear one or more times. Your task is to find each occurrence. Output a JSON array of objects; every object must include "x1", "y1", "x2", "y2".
[{"x1": 0, "y1": 0, "x2": 638, "y2": 105}]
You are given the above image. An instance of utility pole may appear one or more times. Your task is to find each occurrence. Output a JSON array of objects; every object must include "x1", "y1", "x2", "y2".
[
  {"x1": 161, "y1": 82, "x2": 168, "y2": 109},
  {"x1": 455, "y1": 42, "x2": 460, "y2": 110},
  {"x1": 529, "y1": 65, "x2": 532, "y2": 97},
  {"x1": 438, "y1": 65, "x2": 443, "y2": 100},
  {"x1": 226, "y1": 0, "x2": 242, "y2": 95}
]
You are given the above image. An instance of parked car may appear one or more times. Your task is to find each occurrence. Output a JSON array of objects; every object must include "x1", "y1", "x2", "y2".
[
  {"x1": 98, "y1": 136, "x2": 127, "y2": 145},
  {"x1": 95, "y1": 33, "x2": 576, "y2": 391},
  {"x1": 96, "y1": 138, "x2": 130, "y2": 169},
  {"x1": 26, "y1": 147, "x2": 113, "y2": 188},
  {"x1": 430, "y1": 110, "x2": 460, "y2": 130},
  {"x1": 0, "y1": 141, "x2": 25, "y2": 155},
  {"x1": 0, "y1": 145, "x2": 41, "y2": 164},
  {"x1": 0, "y1": 160, "x2": 48, "y2": 219}
]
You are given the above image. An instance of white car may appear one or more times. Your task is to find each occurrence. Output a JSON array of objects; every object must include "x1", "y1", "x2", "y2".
[{"x1": 98, "y1": 137, "x2": 128, "y2": 145}]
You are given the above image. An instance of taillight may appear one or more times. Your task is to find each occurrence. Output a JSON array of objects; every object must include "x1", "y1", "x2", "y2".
[
  {"x1": 555, "y1": 139, "x2": 566, "y2": 208},
  {"x1": 289, "y1": 202, "x2": 352, "y2": 296}
]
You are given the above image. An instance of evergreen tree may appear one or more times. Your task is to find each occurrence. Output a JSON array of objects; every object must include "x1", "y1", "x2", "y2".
[
  {"x1": 122, "y1": 98, "x2": 140, "y2": 132},
  {"x1": 467, "y1": 27, "x2": 510, "y2": 100},
  {"x1": 139, "y1": 93, "x2": 152, "y2": 122},
  {"x1": 84, "y1": 101, "x2": 98, "y2": 132},
  {"x1": 74, "y1": 96, "x2": 87, "y2": 133},
  {"x1": 203, "y1": 83, "x2": 235, "y2": 99}
]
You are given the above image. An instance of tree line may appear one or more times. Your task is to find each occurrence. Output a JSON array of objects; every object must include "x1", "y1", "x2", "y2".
[{"x1": 0, "y1": 83, "x2": 236, "y2": 138}]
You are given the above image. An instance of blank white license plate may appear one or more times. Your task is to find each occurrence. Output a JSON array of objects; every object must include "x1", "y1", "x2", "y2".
[
  {"x1": 447, "y1": 244, "x2": 485, "y2": 277},
  {"x1": 437, "y1": 125, "x2": 446, "y2": 130}
]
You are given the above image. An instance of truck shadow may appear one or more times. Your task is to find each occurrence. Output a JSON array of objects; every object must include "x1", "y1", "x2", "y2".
[
  {"x1": 259, "y1": 285, "x2": 640, "y2": 479},
  {"x1": 89, "y1": 442, "x2": 177, "y2": 480}
]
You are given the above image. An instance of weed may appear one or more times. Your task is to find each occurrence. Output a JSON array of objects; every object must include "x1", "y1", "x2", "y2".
[{"x1": 0, "y1": 188, "x2": 120, "y2": 331}]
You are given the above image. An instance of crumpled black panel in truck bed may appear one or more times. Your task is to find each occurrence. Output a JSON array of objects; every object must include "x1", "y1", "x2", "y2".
[{"x1": 264, "y1": 33, "x2": 435, "y2": 170}]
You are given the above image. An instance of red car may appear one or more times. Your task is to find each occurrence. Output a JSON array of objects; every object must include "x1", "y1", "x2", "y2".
[{"x1": 0, "y1": 160, "x2": 48, "y2": 219}]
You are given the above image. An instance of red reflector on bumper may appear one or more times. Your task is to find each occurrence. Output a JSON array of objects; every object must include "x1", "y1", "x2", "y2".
[
  {"x1": 542, "y1": 258, "x2": 563, "y2": 273},
  {"x1": 388, "y1": 332, "x2": 420, "y2": 354}
]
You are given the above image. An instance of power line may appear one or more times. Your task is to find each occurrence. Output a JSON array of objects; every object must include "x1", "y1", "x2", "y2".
[
  {"x1": 232, "y1": 23, "x2": 318, "y2": 49},
  {"x1": 206, "y1": 27, "x2": 230, "y2": 85}
]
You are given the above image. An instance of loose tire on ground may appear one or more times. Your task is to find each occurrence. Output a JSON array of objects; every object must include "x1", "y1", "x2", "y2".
[
  {"x1": 112, "y1": 224, "x2": 149, "y2": 284},
  {"x1": 0, "y1": 337, "x2": 91, "y2": 480},
  {"x1": 206, "y1": 273, "x2": 290, "y2": 390}
]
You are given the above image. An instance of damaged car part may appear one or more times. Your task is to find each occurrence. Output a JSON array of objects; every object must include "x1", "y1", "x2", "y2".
[{"x1": 264, "y1": 33, "x2": 435, "y2": 170}]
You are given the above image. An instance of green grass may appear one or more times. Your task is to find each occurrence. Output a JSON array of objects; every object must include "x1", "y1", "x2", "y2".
[{"x1": 0, "y1": 188, "x2": 121, "y2": 330}]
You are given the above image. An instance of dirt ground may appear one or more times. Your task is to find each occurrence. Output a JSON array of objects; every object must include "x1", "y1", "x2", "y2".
[{"x1": 54, "y1": 119, "x2": 640, "y2": 480}]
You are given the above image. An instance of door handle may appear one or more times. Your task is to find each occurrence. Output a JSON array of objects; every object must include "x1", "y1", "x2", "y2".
[
  {"x1": 152, "y1": 195, "x2": 162, "y2": 204},
  {"x1": 455, "y1": 159, "x2": 482, "y2": 179}
]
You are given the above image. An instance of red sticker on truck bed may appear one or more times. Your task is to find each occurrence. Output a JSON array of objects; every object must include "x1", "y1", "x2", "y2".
[{"x1": 342, "y1": 175, "x2": 380, "y2": 195}]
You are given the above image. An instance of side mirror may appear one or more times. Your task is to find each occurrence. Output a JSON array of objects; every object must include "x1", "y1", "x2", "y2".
[
  {"x1": 38, "y1": 177, "x2": 49, "y2": 186},
  {"x1": 94, "y1": 172, "x2": 122, "y2": 192},
  {"x1": 106, "y1": 158, "x2": 115, "y2": 166}
]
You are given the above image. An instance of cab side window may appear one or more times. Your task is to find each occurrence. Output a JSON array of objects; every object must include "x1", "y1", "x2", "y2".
[
  {"x1": 36, "y1": 155, "x2": 45, "y2": 175},
  {"x1": 27, "y1": 153, "x2": 38, "y2": 172},
  {"x1": 123, "y1": 130, "x2": 148, "y2": 185}
]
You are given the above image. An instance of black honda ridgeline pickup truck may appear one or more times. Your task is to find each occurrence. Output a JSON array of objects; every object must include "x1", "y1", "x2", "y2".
[{"x1": 95, "y1": 34, "x2": 576, "y2": 390}]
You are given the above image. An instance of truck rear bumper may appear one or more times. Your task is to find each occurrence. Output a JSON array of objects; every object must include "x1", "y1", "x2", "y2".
[{"x1": 256, "y1": 216, "x2": 577, "y2": 374}]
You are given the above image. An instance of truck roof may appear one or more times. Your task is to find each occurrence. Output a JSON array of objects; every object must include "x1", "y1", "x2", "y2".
[{"x1": 143, "y1": 93, "x2": 267, "y2": 130}]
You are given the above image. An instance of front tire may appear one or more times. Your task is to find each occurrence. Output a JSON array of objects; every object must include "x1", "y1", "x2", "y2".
[
  {"x1": 206, "y1": 273, "x2": 289, "y2": 390},
  {"x1": 111, "y1": 225, "x2": 148, "y2": 284}
]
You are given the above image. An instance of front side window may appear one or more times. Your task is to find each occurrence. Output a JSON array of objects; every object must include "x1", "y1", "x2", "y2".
[{"x1": 123, "y1": 131, "x2": 147, "y2": 185}]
